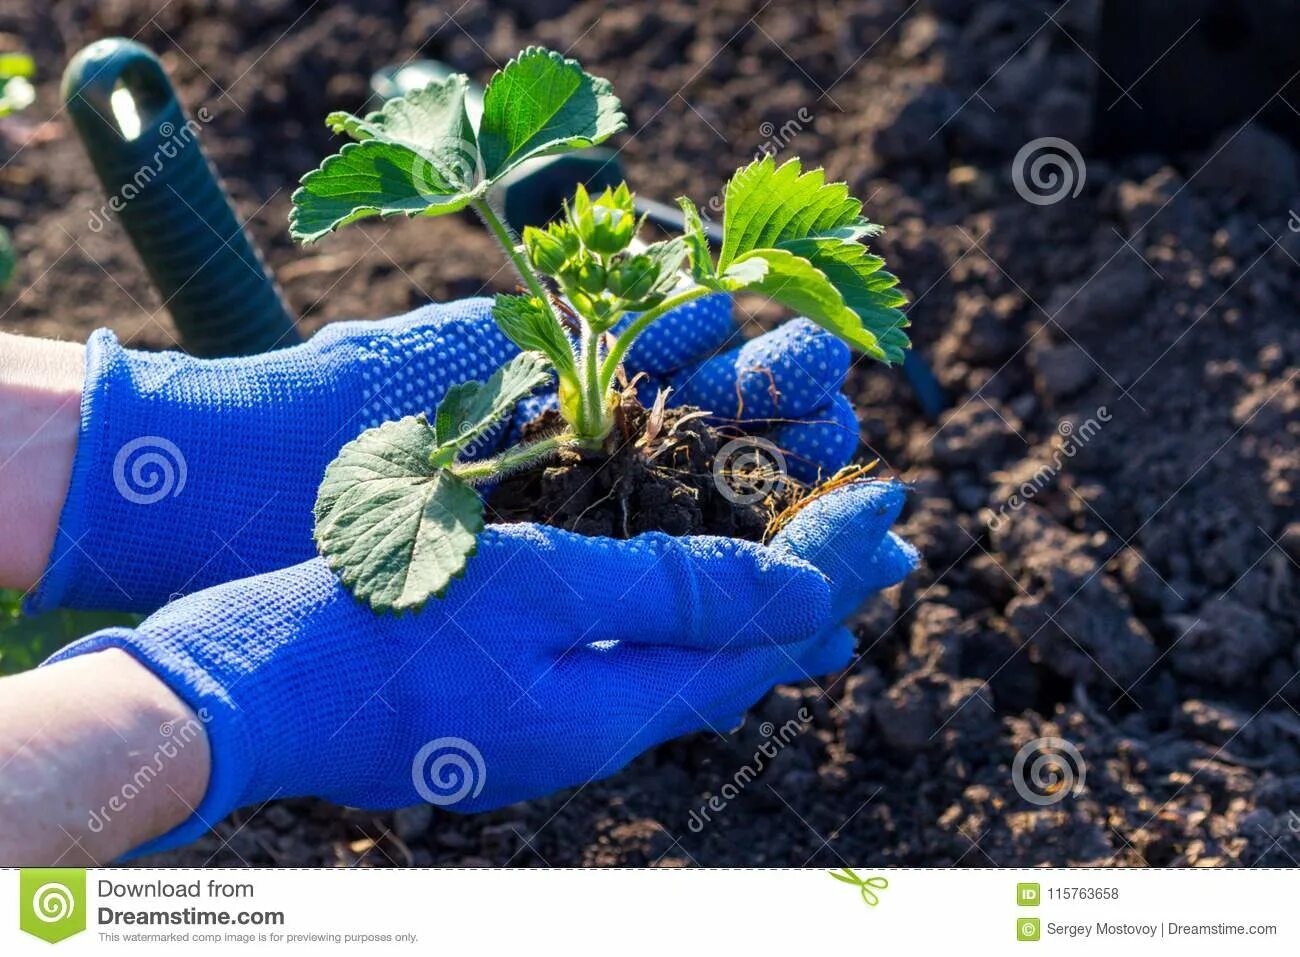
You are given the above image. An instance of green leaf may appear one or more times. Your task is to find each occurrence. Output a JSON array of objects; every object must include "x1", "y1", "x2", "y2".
[
  {"x1": 292, "y1": 76, "x2": 482, "y2": 243},
  {"x1": 492, "y1": 294, "x2": 577, "y2": 379},
  {"x1": 728, "y1": 248, "x2": 888, "y2": 360},
  {"x1": 675, "y1": 196, "x2": 715, "y2": 281},
  {"x1": 0, "y1": 52, "x2": 35, "y2": 79},
  {"x1": 713, "y1": 254, "x2": 770, "y2": 291},
  {"x1": 325, "y1": 75, "x2": 479, "y2": 190},
  {"x1": 0, "y1": 225, "x2": 14, "y2": 292},
  {"x1": 780, "y1": 238, "x2": 910, "y2": 364},
  {"x1": 327, "y1": 76, "x2": 471, "y2": 146},
  {"x1": 432, "y1": 351, "x2": 552, "y2": 453},
  {"x1": 717, "y1": 156, "x2": 867, "y2": 271},
  {"x1": 641, "y1": 236, "x2": 689, "y2": 274},
  {"x1": 880, "y1": 325, "x2": 910, "y2": 356},
  {"x1": 711, "y1": 156, "x2": 910, "y2": 364},
  {"x1": 638, "y1": 236, "x2": 690, "y2": 297},
  {"x1": 290, "y1": 140, "x2": 475, "y2": 243},
  {"x1": 315, "y1": 416, "x2": 486, "y2": 613},
  {"x1": 478, "y1": 47, "x2": 625, "y2": 180}
]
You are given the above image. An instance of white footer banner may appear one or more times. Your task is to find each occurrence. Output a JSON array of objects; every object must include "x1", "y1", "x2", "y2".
[{"x1": 3, "y1": 868, "x2": 1296, "y2": 954}]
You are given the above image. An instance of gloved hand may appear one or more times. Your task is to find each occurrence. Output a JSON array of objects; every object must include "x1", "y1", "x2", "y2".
[
  {"x1": 32, "y1": 296, "x2": 859, "y2": 614},
  {"x1": 44, "y1": 481, "x2": 914, "y2": 857},
  {"x1": 513, "y1": 298, "x2": 859, "y2": 478}
]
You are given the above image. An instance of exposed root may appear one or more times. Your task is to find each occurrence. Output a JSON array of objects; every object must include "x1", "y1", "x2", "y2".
[
  {"x1": 488, "y1": 392, "x2": 794, "y2": 541},
  {"x1": 763, "y1": 460, "x2": 881, "y2": 541}
]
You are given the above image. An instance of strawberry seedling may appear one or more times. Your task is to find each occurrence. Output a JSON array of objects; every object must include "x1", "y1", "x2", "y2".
[{"x1": 290, "y1": 47, "x2": 910, "y2": 612}]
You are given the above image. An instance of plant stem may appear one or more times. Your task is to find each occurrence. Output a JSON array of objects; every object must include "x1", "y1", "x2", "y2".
[
  {"x1": 471, "y1": 198, "x2": 550, "y2": 306},
  {"x1": 578, "y1": 249, "x2": 613, "y2": 444},
  {"x1": 598, "y1": 284, "x2": 713, "y2": 392},
  {"x1": 471, "y1": 196, "x2": 591, "y2": 435},
  {"x1": 575, "y1": 322, "x2": 608, "y2": 446},
  {"x1": 452, "y1": 432, "x2": 573, "y2": 484}
]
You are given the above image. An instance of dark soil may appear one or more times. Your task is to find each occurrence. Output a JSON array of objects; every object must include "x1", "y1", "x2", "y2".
[
  {"x1": 2, "y1": 0, "x2": 1297, "y2": 867},
  {"x1": 486, "y1": 398, "x2": 784, "y2": 541}
]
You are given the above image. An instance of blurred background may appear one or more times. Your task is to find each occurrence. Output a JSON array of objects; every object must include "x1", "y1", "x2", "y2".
[{"x1": 0, "y1": 0, "x2": 1296, "y2": 868}]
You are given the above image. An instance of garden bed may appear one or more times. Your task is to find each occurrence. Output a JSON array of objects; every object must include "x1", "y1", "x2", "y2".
[{"x1": 0, "y1": 0, "x2": 1296, "y2": 867}]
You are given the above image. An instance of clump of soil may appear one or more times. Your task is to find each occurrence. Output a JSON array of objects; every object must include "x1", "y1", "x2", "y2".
[{"x1": 486, "y1": 394, "x2": 793, "y2": 542}]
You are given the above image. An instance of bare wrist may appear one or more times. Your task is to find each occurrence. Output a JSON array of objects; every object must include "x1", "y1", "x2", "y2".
[
  {"x1": 0, "y1": 648, "x2": 211, "y2": 864},
  {"x1": 0, "y1": 331, "x2": 85, "y2": 590}
]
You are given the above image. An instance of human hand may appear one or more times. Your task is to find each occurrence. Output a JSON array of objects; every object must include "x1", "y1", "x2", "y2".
[
  {"x1": 513, "y1": 297, "x2": 860, "y2": 483},
  {"x1": 33, "y1": 295, "x2": 862, "y2": 614},
  {"x1": 44, "y1": 481, "x2": 913, "y2": 857}
]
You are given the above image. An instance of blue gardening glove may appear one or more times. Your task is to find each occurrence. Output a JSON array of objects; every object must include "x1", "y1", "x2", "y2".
[
  {"x1": 44, "y1": 481, "x2": 913, "y2": 857},
  {"x1": 514, "y1": 297, "x2": 860, "y2": 483},
  {"x1": 705, "y1": 480, "x2": 918, "y2": 728},
  {"x1": 32, "y1": 296, "x2": 859, "y2": 615}
]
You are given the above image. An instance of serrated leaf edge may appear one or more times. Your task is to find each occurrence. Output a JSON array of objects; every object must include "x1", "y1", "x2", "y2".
[
  {"x1": 313, "y1": 416, "x2": 488, "y2": 614},
  {"x1": 478, "y1": 45, "x2": 627, "y2": 179}
]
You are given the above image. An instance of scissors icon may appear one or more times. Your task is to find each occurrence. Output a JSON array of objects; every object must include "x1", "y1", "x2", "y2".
[{"x1": 828, "y1": 867, "x2": 889, "y2": 907}]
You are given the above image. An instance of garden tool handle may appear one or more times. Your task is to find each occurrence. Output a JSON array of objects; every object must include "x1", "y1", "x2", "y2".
[{"x1": 62, "y1": 37, "x2": 298, "y2": 357}]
